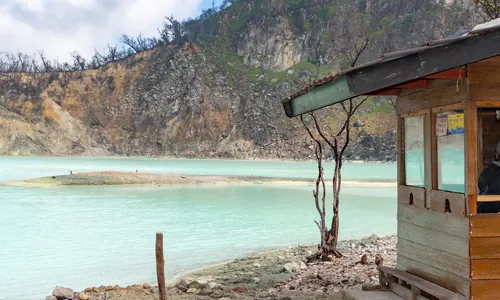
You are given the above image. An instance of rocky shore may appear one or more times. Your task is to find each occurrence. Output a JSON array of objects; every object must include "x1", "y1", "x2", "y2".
[
  {"x1": 45, "y1": 235, "x2": 396, "y2": 300},
  {"x1": 5, "y1": 171, "x2": 395, "y2": 187}
]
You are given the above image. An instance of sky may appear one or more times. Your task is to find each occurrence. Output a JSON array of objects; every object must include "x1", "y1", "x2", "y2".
[{"x1": 0, "y1": 0, "x2": 223, "y2": 62}]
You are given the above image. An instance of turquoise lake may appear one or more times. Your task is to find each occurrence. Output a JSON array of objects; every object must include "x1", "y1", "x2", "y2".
[{"x1": 0, "y1": 157, "x2": 398, "y2": 300}]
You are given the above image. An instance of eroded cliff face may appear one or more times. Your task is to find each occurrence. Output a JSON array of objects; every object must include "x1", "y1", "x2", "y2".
[{"x1": 0, "y1": 0, "x2": 471, "y2": 160}]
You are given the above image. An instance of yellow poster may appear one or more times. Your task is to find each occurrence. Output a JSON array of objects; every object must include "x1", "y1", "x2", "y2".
[{"x1": 448, "y1": 113, "x2": 464, "y2": 135}]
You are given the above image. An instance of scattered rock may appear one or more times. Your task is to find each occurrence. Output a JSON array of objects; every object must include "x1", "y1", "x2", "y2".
[
  {"x1": 210, "y1": 289, "x2": 225, "y2": 298},
  {"x1": 114, "y1": 285, "x2": 121, "y2": 290},
  {"x1": 300, "y1": 261, "x2": 307, "y2": 270},
  {"x1": 84, "y1": 288, "x2": 92, "y2": 293},
  {"x1": 92, "y1": 287, "x2": 99, "y2": 293},
  {"x1": 45, "y1": 296, "x2": 57, "y2": 300},
  {"x1": 252, "y1": 277, "x2": 260, "y2": 284},
  {"x1": 53, "y1": 287, "x2": 74, "y2": 300},
  {"x1": 142, "y1": 283, "x2": 151, "y2": 289},
  {"x1": 359, "y1": 254, "x2": 368, "y2": 265},
  {"x1": 253, "y1": 262, "x2": 261, "y2": 268},
  {"x1": 187, "y1": 281, "x2": 205, "y2": 289},
  {"x1": 73, "y1": 292, "x2": 80, "y2": 300},
  {"x1": 105, "y1": 285, "x2": 113, "y2": 291},
  {"x1": 232, "y1": 287, "x2": 247, "y2": 293},
  {"x1": 354, "y1": 274, "x2": 365, "y2": 284},
  {"x1": 79, "y1": 293, "x2": 89, "y2": 300},
  {"x1": 187, "y1": 288, "x2": 199, "y2": 294},
  {"x1": 283, "y1": 262, "x2": 301, "y2": 273},
  {"x1": 175, "y1": 280, "x2": 188, "y2": 292},
  {"x1": 198, "y1": 289, "x2": 213, "y2": 296},
  {"x1": 353, "y1": 121, "x2": 365, "y2": 128}
]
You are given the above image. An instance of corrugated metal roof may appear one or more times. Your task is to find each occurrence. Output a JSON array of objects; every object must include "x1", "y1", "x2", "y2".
[{"x1": 283, "y1": 20, "x2": 500, "y2": 104}]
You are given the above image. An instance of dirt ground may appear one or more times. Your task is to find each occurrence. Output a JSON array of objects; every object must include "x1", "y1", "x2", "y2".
[{"x1": 8, "y1": 171, "x2": 395, "y2": 187}]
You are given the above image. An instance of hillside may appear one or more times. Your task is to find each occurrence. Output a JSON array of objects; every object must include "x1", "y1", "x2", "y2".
[{"x1": 0, "y1": 0, "x2": 471, "y2": 161}]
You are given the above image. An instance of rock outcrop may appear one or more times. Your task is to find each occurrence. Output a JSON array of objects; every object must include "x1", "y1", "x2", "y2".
[{"x1": 0, "y1": 0, "x2": 472, "y2": 160}]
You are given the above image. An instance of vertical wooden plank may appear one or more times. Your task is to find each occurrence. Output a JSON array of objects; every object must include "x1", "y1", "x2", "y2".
[
  {"x1": 398, "y1": 116, "x2": 406, "y2": 186},
  {"x1": 411, "y1": 286, "x2": 420, "y2": 300},
  {"x1": 379, "y1": 270, "x2": 387, "y2": 290},
  {"x1": 424, "y1": 111, "x2": 432, "y2": 209},
  {"x1": 478, "y1": 116, "x2": 484, "y2": 175},
  {"x1": 466, "y1": 100, "x2": 478, "y2": 215},
  {"x1": 431, "y1": 111, "x2": 438, "y2": 192},
  {"x1": 156, "y1": 232, "x2": 167, "y2": 300}
]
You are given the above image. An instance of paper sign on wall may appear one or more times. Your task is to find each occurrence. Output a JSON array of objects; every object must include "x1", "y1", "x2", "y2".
[
  {"x1": 436, "y1": 115, "x2": 448, "y2": 137},
  {"x1": 448, "y1": 113, "x2": 464, "y2": 135}
]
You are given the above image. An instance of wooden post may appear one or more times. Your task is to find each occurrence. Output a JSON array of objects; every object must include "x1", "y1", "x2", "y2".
[
  {"x1": 424, "y1": 111, "x2": 432, "y2": 209},
  {"x1": 397, "y1": 116, "x2": 405, "y2": 186},
  {"x1": 411, "y1": 286, "x2": 421, "y2": 300},
  {"x1": 156, "y1": 232, "x2": 167, "y2": 300},
  {"x1": 465, "y1": 101, "x2": 478, "y2": 215},
  {"x1": 379, "y1": 270, "x2": 387, "y2": 291}
]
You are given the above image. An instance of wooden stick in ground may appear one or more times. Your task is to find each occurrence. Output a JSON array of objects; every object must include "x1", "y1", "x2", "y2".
[{"x1": 156, "y1": 232, "x2": 167, "y2": 300}]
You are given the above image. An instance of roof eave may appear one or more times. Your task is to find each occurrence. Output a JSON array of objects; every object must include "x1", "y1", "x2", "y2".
[
  {"x1": 283, "y1": 75, "x2": 355, "y2": 117},
  {"x1": 283, "y1": 28, "x2": 500, "y2": 118}
]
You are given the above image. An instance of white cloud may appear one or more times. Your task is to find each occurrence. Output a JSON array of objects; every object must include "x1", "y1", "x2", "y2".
[{"x1": 0, "y1": 0, "x2": 203, "y2": 62}]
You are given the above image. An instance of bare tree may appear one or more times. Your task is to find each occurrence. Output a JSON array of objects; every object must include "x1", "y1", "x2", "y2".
[
  {"x1": 300, "y1": 96, "x2": 367, "y2": 260},
  {"x1": 38, "y1": 50, "x2": 52, "y2": 72},
  {"x1": 299, "y1": 21, "x2": 370, "y2": 261},
  {"x1": 474, "y1": 0, "x2": 500, "y2": 22},
  {"x1": 71, "y1": 51, "x2": 87, "y2": 71},
  {"x1": 160, "y1": 16, "x2": 186, "y2": 47},
  {"x1": 300, "y1": 115, "x2": 328, "y2": 253}
]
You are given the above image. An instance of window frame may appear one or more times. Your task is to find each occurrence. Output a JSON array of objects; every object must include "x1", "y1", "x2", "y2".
[
  {"x1": 432, "y1": 107, "x2": 466, "y2": 194},
  {"x1": 475, "y1": 101, "x2": 500, "y2": 210},
  {"x1": 401, "y1": 112, "x2": 426, "y2": 188}
]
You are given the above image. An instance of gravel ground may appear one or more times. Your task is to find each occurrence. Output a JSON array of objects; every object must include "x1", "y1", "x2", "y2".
[{"x1": 47, "y1": 235, "x2": 396, "y2": 300}]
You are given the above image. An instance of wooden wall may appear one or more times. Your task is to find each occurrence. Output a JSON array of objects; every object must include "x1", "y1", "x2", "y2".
[
  {"x1": 470, "y1": 215, "x2": 500, "y2": 300},
  {"x1": 469, "y1": 56, "x2": 500, "y2": 177},
  {"x1": 469, "y1": 56, "x2": 500, "y2": 101},
  {"x1": 397, "y1": 204, "x2": 470, "y2": 298},
  {"x1": 397, "y1": 79, "x2": 467, "y2": 116}
]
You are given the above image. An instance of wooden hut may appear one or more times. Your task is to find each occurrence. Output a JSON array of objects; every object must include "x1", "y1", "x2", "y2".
[{"x1": 282, "y1": 19, "x2": 500, "y2": 300}]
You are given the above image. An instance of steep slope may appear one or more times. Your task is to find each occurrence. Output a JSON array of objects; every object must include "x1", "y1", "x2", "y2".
[{"x1": 0, "y1": 0, "x2": 471, "y2": 160}]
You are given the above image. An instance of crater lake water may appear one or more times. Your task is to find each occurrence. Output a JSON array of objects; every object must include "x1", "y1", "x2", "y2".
[{"x1": 0, "y1": 157, "x2": 397, "y2": 300}]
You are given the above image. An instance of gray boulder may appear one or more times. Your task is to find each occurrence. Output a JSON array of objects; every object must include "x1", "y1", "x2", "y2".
[
  {"x1": 175, "y1": 280, "x2": 188, "y2": 292},
  {"x1": 283, "y1": 262, "x2": 301, "y2": 273},
  {"x1": 187, "y1": 281, "x2": 205, "y2": 289},
  {"x1": 53, "y1": 287, "x2": 74, "y2": 300},
  {"x1": 45, "y1": 296, "x2": 57, "y2": 300}
]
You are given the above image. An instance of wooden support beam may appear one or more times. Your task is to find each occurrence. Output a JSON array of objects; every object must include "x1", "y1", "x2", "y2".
[
  {"x1": 398, "y1": 80, "x2": 428, "y2": 89},
  {"x1": 425, "y1": 68, "x2": 466, "y2": 79},
  {"x1": 476, "y1": 100, "x2": 500, "y2": 108},
  {"x1": 397, "y1": 116, "x2": 405, "y2": 185},
  {"x1": 424, "y1": 111, "x2": 432, "y2": 209},
  {"x1": 156, "y1": 232, "x2": 167, "y2": 300},
  {"x1": 368, "y1": 80, "x2": 428, "y2": 96},
  {"x1": 370, "y1": 89, "x2": 401, "y2": 96},
  {"x1": 466, "y1": 101, "x2": 478, "y2": 215}
]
